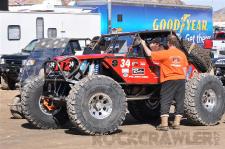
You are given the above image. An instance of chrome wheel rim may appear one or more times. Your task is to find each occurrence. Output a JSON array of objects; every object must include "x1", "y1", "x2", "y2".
[
  {"x1": 88, "y1": 93, "x2": 113, "y2": 119},
  {"x1": 201, "y1": 89, "x2": 217, "y2": 112}
]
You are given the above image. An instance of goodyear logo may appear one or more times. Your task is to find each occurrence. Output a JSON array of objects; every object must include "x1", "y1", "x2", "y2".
[{"x1": 153, "y1": 14, "x2": 208, "y2": 33}]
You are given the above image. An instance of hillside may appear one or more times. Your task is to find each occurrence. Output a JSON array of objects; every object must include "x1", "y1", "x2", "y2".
[
  {"x1": 9, "y1": 0, "x2": 224, "y2": 22},
  {"x1": 9, "y1": 0, "x2": 184, "y2": 5},
  {"x1": 9, "y1": 0, "x2": 43, "y2": 5},
  {"x1": 214, "y1": 8, "x2": 225, "y2": 22}
]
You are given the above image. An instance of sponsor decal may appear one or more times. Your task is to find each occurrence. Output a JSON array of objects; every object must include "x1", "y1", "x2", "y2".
[
  {"x1": 132, "y1": 68, "x2": 145, "y2": 75},
  {"x1": 132, "y1": 61, "x2": 139, "y2": 67},
  {"x1": 112, "y1": 60, "x2": 118, "y2": 67},
  {"x1": 128, "y1": 75, "x2": 149, "y2": 78},
  {"x1": 153, "y1": 14, "x2": 208, "y2": 34},
  {"x1": 122, "y1": 68, "x2": 129, "y2": 77},
  {"x1": 140, "y1": 62, "x2": 146, "y2": 66}
]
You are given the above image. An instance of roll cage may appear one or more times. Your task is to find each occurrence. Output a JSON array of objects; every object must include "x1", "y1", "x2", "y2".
[{"x1": 92, "y1": 30, "x2": 187, "y2": 57}]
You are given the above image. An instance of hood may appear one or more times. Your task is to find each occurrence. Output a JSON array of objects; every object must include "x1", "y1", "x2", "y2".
[
  {"x1": 28, "y1": 48, "x2": 64, "y2": 60},
  {"x1": 0, "y1": 52, "x2": 30, "y2": 60},
  {"x1": 212, "y1": 57, "x2": 225, "y2": 63}
]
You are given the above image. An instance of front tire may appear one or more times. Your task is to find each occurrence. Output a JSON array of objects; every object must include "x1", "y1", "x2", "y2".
[
  {"x1": 67, "y1": 75, "x2": 127, "y2": 135},
  {"x1": 21, "y1": 76, "x2": 68, "y2": 129}
]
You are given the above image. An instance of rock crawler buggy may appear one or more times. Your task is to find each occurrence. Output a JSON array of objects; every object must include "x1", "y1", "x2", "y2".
[{"x1": 21, "y1": 31, "x2": 225, "y2": 135}]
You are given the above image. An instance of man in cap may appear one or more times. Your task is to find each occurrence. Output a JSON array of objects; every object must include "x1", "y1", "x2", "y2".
[{"x1": 147, "y1": 37, "x2": 165, "y2": 51}]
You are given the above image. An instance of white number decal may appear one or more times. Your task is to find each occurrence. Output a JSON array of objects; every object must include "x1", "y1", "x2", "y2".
[{"x1": 120, "y1": 59, "x2": 130, "y2": 68}]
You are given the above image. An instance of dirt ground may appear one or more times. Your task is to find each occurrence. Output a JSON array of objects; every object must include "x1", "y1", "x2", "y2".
[{"x1": 1, "y1": 89, "x2": 225, "y2": 149}]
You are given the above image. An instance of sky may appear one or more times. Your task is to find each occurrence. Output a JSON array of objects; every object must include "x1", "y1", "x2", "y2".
[{"x1": 182, "y1": 0, "x2": 225, "y2": 11}]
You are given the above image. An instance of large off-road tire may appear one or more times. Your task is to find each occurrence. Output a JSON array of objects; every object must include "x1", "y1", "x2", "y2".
[
  {"x1": 184, "y1": 73, "x2": 225, "y2": 125},
  {"x1": 9, "y1": 95, "x2": 24, "y2": 119},
  {"x1": 21, "y1": 76, "x2": 68, "y2": 129},
  {"x1": 128, "y1": 99, "x2": 160, "y2": 122},
  {"x1": 182, "y1": 40, "x2": 212, "y2": 72},
  {"x1": 67, "y1": 75, "x2": 127, "y2": 135},
  {"x1": 0, "y1": 76, "x2": 16, "y2": 90}
]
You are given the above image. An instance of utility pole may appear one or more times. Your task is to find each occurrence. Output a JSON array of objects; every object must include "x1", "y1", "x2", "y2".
[{"x1": 107, "y1": 0, "x2": 112, "y2": 34}]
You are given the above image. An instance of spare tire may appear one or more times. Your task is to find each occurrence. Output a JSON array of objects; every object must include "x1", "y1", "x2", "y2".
[
  {"x1": 184, "y1": 73, "x2": 225, "y2": 125},
  {"x1": 182, "y1": 40, "x2": 212, "y2": 72}
]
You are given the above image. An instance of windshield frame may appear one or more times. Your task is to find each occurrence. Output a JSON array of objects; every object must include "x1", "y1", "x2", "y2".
[{"x1": 91, "y1": 34, "x2": 136, "y2": 54}]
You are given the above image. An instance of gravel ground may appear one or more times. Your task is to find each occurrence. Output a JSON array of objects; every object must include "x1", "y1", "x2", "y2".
[{"x1": 0, "y1": 89, "x2": 225, "y2": 149}]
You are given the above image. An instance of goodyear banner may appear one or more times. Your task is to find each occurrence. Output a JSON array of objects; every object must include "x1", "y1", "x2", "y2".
[{"x1": 87, "y1": 4, "x2": 213, "y2": 45}]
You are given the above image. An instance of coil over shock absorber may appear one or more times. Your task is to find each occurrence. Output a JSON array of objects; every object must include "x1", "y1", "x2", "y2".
[
  {"x1": 94, "y1": 61, "x2": 100, "y2": 75},
  {"x1": 88, "y1": 61, "x2": 100, "y2": 76}
]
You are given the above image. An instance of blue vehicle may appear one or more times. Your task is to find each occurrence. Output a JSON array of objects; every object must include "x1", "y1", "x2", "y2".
[
  {"x1": 0, "y1": 39, "x2": 38, "y2": 90},
  {"x1": 19, "y1": 38, "x2": 90, "y2": 87}
]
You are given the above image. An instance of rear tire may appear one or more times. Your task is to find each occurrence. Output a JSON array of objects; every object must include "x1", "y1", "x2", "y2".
[
  {"x1": 21, "y1": 76, "x2": 69, "y2": 129},
  {"x1": 184, "y1": 73, "x2": 225, "y2": 125},
  {"x1": 128, "y1": 99, "x2": 160, "y2": 122},
  {"x1": 67, "y1": 75, "x2": 127, "y2": 135}
]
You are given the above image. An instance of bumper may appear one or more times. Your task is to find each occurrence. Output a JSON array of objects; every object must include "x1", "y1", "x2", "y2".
[{"x1": 0, "y1": 64, "x2": 21, "y2": 81}]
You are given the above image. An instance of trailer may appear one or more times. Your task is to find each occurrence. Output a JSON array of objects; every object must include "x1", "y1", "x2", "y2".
[
  {"x1": 0, "y1": 11, "x2": 100, "y2": 54},
  {"x1": 76, "y1": 0, "x2": 213, "y2": 46}
]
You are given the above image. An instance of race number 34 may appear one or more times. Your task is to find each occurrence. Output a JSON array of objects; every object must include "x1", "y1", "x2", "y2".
[{"x1": 120, "y1": 59, "x2": 130, "y2": 68}]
